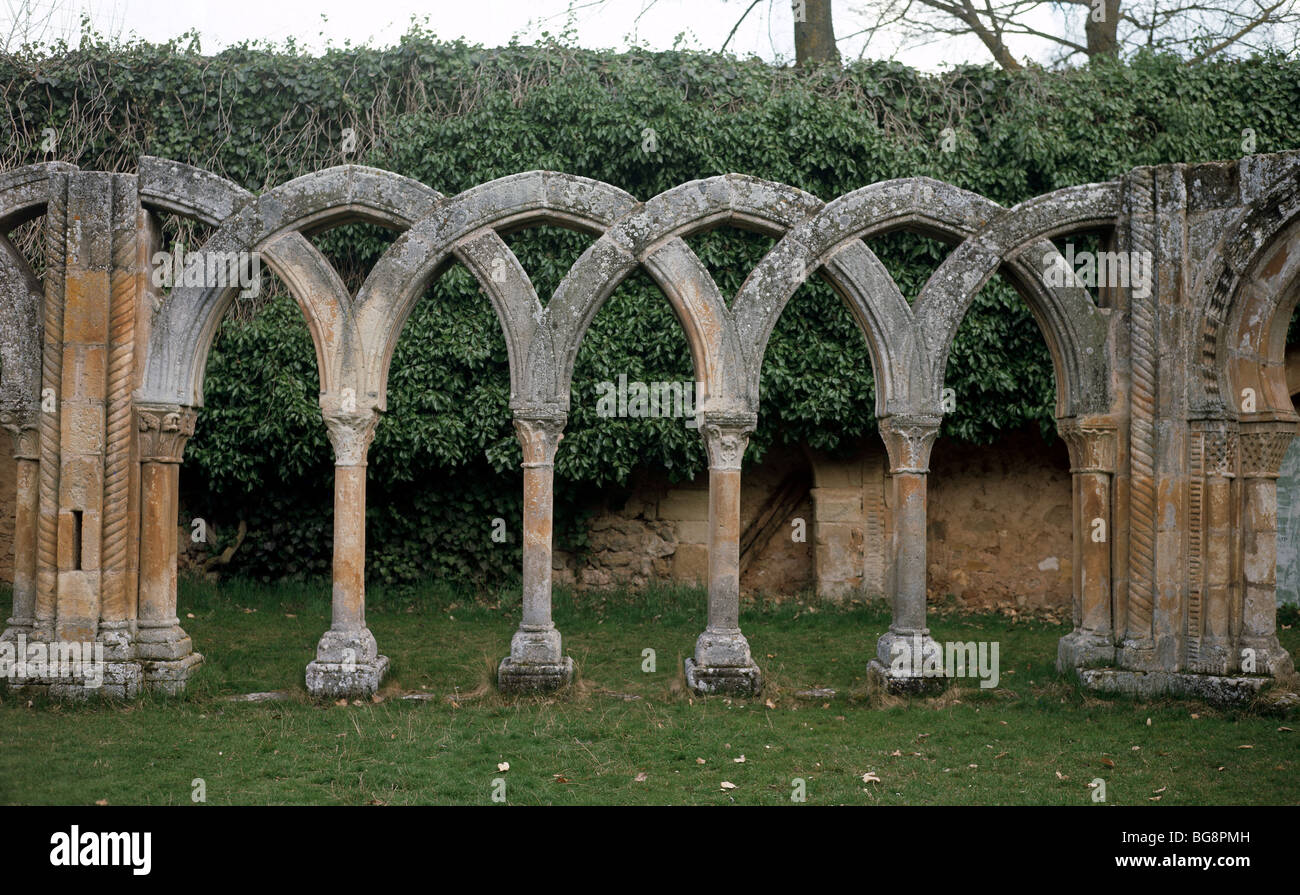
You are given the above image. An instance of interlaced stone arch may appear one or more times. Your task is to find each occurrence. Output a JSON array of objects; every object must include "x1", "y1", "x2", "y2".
[{"x1": 2, "y1": 152, "x2": 1297, "y2": 704}]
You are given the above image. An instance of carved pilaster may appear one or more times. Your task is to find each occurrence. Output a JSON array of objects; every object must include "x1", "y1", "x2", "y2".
[
  {"x1": 0, "y1": 412, "x2": 39, "y2": 460},
  {"x1": 137, "y1": 405, "x2": 197, "y2": 463},
  {"x1": 878, "y1": 414, "x2": 942, "y2": 474}
]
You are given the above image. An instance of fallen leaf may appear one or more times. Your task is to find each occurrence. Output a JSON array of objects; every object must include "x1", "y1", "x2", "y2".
[
  {"x1": 553, "y1": 775, "x2": 569, "y2": 784},
  {"x1": 634, "y1": 772, "x2": 648, "y2": 783},
  {"x1": 994, "y1": 751, "x2": 1008, "y2": 759},
  {"x1": 1055, "y1": 771, "x2": 1069, "y2": 780},
  {"x1": 862, "y1": 772, "x2": 881, "y2": 784},
  {"x1": 1153, "y1": 786, "x2": 1166, "y2": 793},
  {"x1": 497, "y1": 762, "x2": 510, "y2": 772},
  {"x1": 1100, "y1": 758, "x2": 1115, "y2": 768},
  {"x1": 764, "y1": 699, "x2": 776, "y2": 709},
  {"x1": 95, "y1": 799, "x2": 107, "y2": 806},
  {"x1": 335, "y1": 699, "x2": 347, "y2": 707},
  {"x1": 696, "y1": 758, "x2": 706, "y2": 764},
  {"x1": 720, "y1": 781, "x2": 737, "y2": 791},
  {"x1": 1149, "y1": 795, "x2": 1162, "y2": 802},
  {"x1": 1238, "y1": 744, "x2": 1254, "y2": 749},
  {"x1": 734, "y1": 755, "x2": 746, "y2": 763},
  {"x1": 890, "y1": 750, "x2": 903, "y2": 757},
  {"x1": 1279, "y1": 727, "x2": 1293, "y2": 732}
]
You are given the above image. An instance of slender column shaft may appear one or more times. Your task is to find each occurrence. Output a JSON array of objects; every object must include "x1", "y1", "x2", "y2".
[
  {"x1": 2, "y1": 426, "x2": 40, "y2": 636},
  {"x1": 135, "y1": 406, "x2": 198, "y2": 668},
  {"x1": 332, "y1": 464, "x2": 367, "y2": 633},
  {"x1": 137, "y1": 459, "x2": 179, "y2": 626},
  {"x1": 1077, "y1": 469, "x2": 1113, "y2": 635},
  {"x1": 684, "y1": 412, "x2": 761, "y2": 695},
  {"x1": 876, "y1": 414, "x2": 941, "y2": 668},
  {"x1": 498, "y1": 412, "x2": 572, "y2": 692},
  {"x1": 707, "y1": 463, "x2": 742, "y2": 633},
  {"x1": 891, "y1": 468, "x2": 929, "y2": 634},
  {"x1": 521, "y1": 460, "x2": 555, "y2": 628},
  {"x1": 306, "y1": 402, "x2": 386, "y2": 699}
]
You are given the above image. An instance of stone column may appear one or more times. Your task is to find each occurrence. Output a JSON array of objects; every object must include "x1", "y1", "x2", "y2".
[
  {"x1": 1056, "y1": 419, "x2": 1117, "y2": 670},
  {"x1": 305, "y1": 404, "x2": 389, "y2": 699},
  {"x1": 498, "y1": 410, "x2": 574, "y2": 691},
  {"x1": 870, "y1": 414, "x2": 943, "y2": 693},
  {"x1": 135, "y1": 405, "x2": 203, "y2": 693},
  {"x1": 685, "y1": 412, "x2": 762, "y2": 695},
  {"x1": 1237, "y1": 417, "x2": 1297, "y2": 678},
  {"x1": 0, "y1": 417, "x2": 39, "y2": 642}
]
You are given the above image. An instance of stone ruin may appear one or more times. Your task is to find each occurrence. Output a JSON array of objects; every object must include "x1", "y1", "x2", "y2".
[{"x1": 0, "y1": 154, "x2": 1298, "y2": 703}]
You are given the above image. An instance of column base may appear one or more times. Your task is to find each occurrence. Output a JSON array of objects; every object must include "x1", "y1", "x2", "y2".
[
  {"x1": 1056, "y1": 629, "x2": 1115, "y2": 672},
  {"x1": 142, "y1": 653, "x2": 204, "y2": 695},
  {"x1": 1, "y1": 618, "x2": 34, "y2": 642},
  {"x1": 684, "y1": 658, "x2": 762, "y2": 696},
  {"x1": 869, "y1": 630, "x2": 949, "y2": 695},
  {"x1": 1239, "y1": 638, "x2": 1296, "y2": 678},
  {"x1": 8, "y1": 662, "x2": 143, "y2": 700},
  {"x1": 498, "y1": 656, "x2": 574, "y2": 693},
  {"x1": 1074, "y1": 667, "x2": 1289, "y2": 708},
  {"x1": 865, "y1": 658, "x2": 948, "y2": 696},
  {"x1": 1185, "y1": 642, "x2": 1235, "y2": 675},
  {"x1": 306, "y1": 655, "x2": 390, "y2": 700},
  {"x1": 1115, "y1": 638, "x2": 1161, "y2": 671},
  {"x1": 135, "y1": 620, "x2": 194, "y2": 661}
]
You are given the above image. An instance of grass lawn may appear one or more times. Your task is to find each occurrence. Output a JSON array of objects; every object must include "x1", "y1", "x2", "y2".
[{"x1": 1, "y1": 580, "x2": 1296, "y2": 806}]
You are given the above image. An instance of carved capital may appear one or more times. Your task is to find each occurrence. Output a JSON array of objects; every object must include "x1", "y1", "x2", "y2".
[
  {"x1": 322, "y1": 409, "x2": 380, "y2": 467},
  {"x1": 699, "y1": 412, "x2": 756, "y2": 471},
  {"x1": 0, "y1": 409, "x2": 39, "y2": 460},
  {"x1": 514, "y1": 411, "x2": 566, "y2": 469},
  {"x1": 1057, "y1": 418, "x2": 1118, "y2": 474},
  {"x1": 1239, "y1": 416, "x2": 1297, "y2": 479},
  {"x1": 879, "y1": 414, "x2": 942, "y2": 474},
  {"x1": 137, "y1": 405, "x2": 197, "y2": 463},
  {"x1": 1190, "y1": 417, "x2": 1238, "y2": 479}
]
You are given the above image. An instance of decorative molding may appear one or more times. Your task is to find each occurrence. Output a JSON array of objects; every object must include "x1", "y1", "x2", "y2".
[{"x1": 1123, "y1": 168, "x2": 1158, "y2": 642}]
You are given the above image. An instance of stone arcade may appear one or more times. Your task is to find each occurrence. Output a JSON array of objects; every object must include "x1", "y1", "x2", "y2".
[{"x1": 0, "y1": 154, "x2": 1298, "y2": 703}]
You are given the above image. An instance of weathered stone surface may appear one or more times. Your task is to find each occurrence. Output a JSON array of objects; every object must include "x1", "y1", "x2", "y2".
[{"x1": 2, "y1": 152, "x2": 1300, "y2": 705}]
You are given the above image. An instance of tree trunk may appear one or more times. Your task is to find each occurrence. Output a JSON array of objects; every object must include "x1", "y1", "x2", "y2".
[
  {"x1": 1085, "y1": 0, "x2": 1122, "y2": 57},
  {"x1": 795, "y1": 0, "x2": 840, "y2": 65}
]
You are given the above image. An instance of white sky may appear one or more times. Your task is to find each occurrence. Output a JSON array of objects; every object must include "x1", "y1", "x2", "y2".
[{"x1": 4, "y1": 0, "x2": 1075, "y2": 71}]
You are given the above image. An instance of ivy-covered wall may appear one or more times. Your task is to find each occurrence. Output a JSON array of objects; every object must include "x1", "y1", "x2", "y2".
[{"x1": 4, "y1": 32, "x2": 1299, "y2": 587}]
